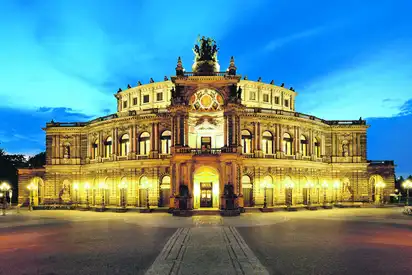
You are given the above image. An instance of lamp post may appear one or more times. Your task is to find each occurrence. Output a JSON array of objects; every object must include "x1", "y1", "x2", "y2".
[
  {"x1": 402, "y1": 180, "x2": 412, "y2": 206},
  {"x1": 333, "y1": 180, "x2": 340, "y2": 204},
  {"x1": 84, "y1": 182, "x2": 90, "y2": 209},
  {"x1": 9, "y1": 189, "x2": 12, "y2": 208},
  {"x1": 73, "y1": 183, "x2": 79, "y2": 208},
  {"x1": 27, "y1": 182, "x2": 36, "y2": 211},
  {"x1": 0, "y1": 182, "x2": 11, "y2": 216},
  {"x1": 322, "y1": 181, "x2": 329, "y2": 206},
  {"x1": 118, "y1": 181, "x2": 127, "y2": 209},
  {"x1": 262, "y1": 180, "x2": 268, "y2": 208},
  {"x1": 285, "y1": 180, "x2": 294, "y2": 207},
  {"x1": 98, "y1": 182, "x2": 107, "y2": 209},
  {"x1": 375, "y1": 181, "x2": 386, "y2": 204}
]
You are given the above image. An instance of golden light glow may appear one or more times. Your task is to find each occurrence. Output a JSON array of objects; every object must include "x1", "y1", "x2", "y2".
[
  {"x1": 305, "y1": 181, "x2": 315, "y2": 188},
  {"x1": 376, "y1": 181, "x2": 386, "y2": 188},
  {"x1": 0, "y1": 182, "x2": 11, "y2": 191},
  {"x1": 321, "y1": 181, "x2": 329, "y2": 189},
  {"x1": 118, "y1": 181, "x2": 128, "y2": 189},
  {"x1": 403, "y1": 180, "x2": 412, "y2": 189},
  {"x1": 84, "y1": 182, "x2": 90, "y2": 189},
  {"x1": 285, "y1": 178, "x2": 294, "y2": 189},
  {"x1": 73, "y1": 183, "x2": 79, "y2": 190},
  {"x1": 333, "y1": 180, "x2": 340, "y2": 189},
  {"x1": 27, "y1": 182, "x2": 36, "y2": 190}
]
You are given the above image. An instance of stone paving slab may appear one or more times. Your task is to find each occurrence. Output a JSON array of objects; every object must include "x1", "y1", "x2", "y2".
[{"x1": 145, "y1": 226, "x2": 269, "y2": 275}]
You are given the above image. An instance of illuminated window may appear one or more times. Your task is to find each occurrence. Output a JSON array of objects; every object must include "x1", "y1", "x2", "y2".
[
  {"x1": 156, "y1": 92, "x2": 163, "y2": 101},
  {"x1": 275, "y1": 96, "x2": 280, "y2": 104},
  {"x1": 120, "y1": 134, "x2": 130, "y2": 156},
  {"x1": 314, "y1": 137, "x2": 321, "y2": 158},
  {"x1": 249, "y1": 91, "x2": 256, "y2": 100},
  {"x1": 161, "y1": 130, "x2": 171, "y2": 154},
  {"x1": 92, "y1": 139, "x2": 99, "y2": 159},
  {"x1": 241, "y1": 130, "x2": 252, "y2": 154},
  {"x1": 133, "y1": 97, "x2": 137, "y2": 105},
  {"x1": 283, "y1": 133, "x2": 292, "y2": 155},
  {"x1": 143, "y1": 95, "x2": 149, "y2": 103},
  {"x1": 263, "y1": 93, "x2": 269, "y2": 103},
  {"x1": 123, "y1": 101, "x2": 127, "y2": 108},
  {"x1": 104, "y1": 137, "x2": 112, "y2": 158},
  {"x1": 300, "y1": 135, "x2": 308, "y2": 156},
  {"x1": 262, "y1": 131, "x2": 273, "y2": 154},
  {"x1": 285, "y1": 99, "x2": 289, "y2": 107},
  {"x1": 139, "y1": 132, "x2": 150, "y2": 155}
]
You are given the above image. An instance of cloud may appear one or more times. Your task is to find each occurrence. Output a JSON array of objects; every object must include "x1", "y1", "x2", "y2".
[
  {"x1": 297, "y1": 42, "x2": 412, "y2": 119},
  {"x1": 264, "y1": 26, "x2": 327, "y2": 52}
]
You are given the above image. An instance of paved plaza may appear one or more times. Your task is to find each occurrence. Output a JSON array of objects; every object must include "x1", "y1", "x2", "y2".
[{"x1": 0, "y1": 208, "x2": 411, "y2": 274}]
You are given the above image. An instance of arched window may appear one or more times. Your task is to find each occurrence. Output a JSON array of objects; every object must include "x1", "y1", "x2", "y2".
[
  {"x1": 120, "y1": 134, "x2": 130, "y2": 156},
  {"x1": 104, "y1": 137, "x2": 112, "y2": 158},
  {"x1": 262, "y1": 131, "x2": 273, "y2": 154},
  {"x1": 314, "y1": 137, "x2": 321, "y2": 158},
  {"x1": 300, "y1": 135, "x2": 308, "y2": 156},
  {"x1": 139, "y1": 132, "x2": 150, "y2": 155},
  {"x1": 161, "y1": 130, "x2": 171, "y2": 154},
  {"x1": 283, "y1": 133, "x2": 292, "y2": 155},
  {"x1": 241, "y1": 130, "x2": 252, "y2": 154},
  {"x1": 92, "y1": 139, "x2": 99, "y2": 159}
]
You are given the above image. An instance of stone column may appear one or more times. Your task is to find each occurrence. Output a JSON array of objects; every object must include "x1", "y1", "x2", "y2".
[
  {"x1": 276, "y1": 124, "x2": 280, "y2": 153},
  {"x1": 187, "y1": 162, "x2": 193, "y2": 209},
  {"x1": 184, "y1": 115, "x2": 189, "y2": 147},
  {"x1": 224, "y1": 115, "x2": 228, "y2": 147}
]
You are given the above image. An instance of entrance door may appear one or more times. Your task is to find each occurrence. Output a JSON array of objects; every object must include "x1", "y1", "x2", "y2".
[
  {"x1": 200, "y1": 182, "x2": 213, "y2": 207},
  {"x1": 243, "y1": 187, "x2": 253, "y2": 207}
]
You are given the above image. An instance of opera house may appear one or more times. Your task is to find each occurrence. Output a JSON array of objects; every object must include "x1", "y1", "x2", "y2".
[{"x1": 18, "y1": 37, "x2": 395, "y2": 211}]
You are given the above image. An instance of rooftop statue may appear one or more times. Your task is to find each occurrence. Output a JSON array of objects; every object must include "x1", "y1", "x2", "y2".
[
  {"x1": 193, "y1": 36, "x2": 219, "y2": 62},
  {"x1": 192, "y1": 36, "x2": 220, "y2": 74}
]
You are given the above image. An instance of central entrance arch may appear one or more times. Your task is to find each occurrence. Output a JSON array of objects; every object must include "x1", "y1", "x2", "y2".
[{"x1": 193, "y1": 166, "x2": 220, "y2": 209}]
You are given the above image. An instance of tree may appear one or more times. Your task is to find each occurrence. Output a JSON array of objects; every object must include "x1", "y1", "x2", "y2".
[{"x1": 27, "y1": 152, "x2": 46, "y2": 168}]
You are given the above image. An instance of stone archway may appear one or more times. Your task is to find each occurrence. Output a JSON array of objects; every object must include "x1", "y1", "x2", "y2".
[
  {"x1": 369, "y1": 175, "x2": 385, "y2": 203},
  {"x1": 159, "y1": 176, "x2": 171, "y2": 207},
  {"x1": 193, "y1": 166, "x2": 219, "y2": 209}
]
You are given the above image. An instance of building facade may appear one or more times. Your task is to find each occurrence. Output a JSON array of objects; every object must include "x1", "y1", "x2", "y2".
[{"x1": 18, "y1": 37, "x2": 395, "y2": 209}]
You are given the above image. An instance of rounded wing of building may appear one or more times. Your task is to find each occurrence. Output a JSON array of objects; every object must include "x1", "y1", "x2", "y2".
[{"x1": 18, "y1": 37, "x2": 395, "y2": 211}]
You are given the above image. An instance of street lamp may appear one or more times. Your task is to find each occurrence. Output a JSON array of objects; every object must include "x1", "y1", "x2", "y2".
[
  {"x1": 84, "y1": 182, "x2": 90, "y2": 209},
  {"x1": 375, "y1": 181, "x2": 386, "y2": 204},
  {"x1": 305, "y1": 181, "x2": 315, "y2": 206},
  {"x1": 118, "y1": 181, "x2": 127, "y2": 209},
  {"x1": 402, "y1": 180, "x2": 412, "y2": 206},
  {"x1": 27, "y1": 182, "x2": 36, "y2": 211},
  {"x1": 140, "y1": 179, "x2": 151, "y2": 209},
  {"x1": 73, "y1": 183, "x2": 79, "y2": 208},
  {"x1": 98, "y1": 182, "x2": 108, "y2": 209},
  {"x1": 261, "y1": 180, "x2": 269, "y2": 208},
  {"x1": 333, "y1": 180, "x2": 340, "y2": 204},
  {"x1": 0, "y1": 182, "x2": 11, "y2": 215},
  {"x1": 322, "y1": 181, "x2": 329, "y2": 206},
  {"x1": 285, "y1": 180, "x2": 294, "y2": 207}
]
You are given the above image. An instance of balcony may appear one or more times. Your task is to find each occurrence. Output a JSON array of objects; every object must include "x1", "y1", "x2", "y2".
[{"x1": 191, "y1": 148, "x2": 221, "y2": 155}]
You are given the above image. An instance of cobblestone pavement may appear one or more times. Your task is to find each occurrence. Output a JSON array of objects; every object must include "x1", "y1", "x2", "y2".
[{"x1": 0, "y1": 208, "x2": 411, "y2": 274}]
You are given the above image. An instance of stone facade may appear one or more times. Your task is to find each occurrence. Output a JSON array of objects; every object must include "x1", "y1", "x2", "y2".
[{"x1": 18, "y1": 41, "x2": 395, "y2": 209}]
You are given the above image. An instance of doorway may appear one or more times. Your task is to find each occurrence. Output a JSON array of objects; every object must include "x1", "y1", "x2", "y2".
[{"x1": 200, "y1": 182, "x2": 213, "y2": 207}]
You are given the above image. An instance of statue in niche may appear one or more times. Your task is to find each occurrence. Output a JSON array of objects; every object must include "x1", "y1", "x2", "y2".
[
  {"x1": 342, "y1": 142, "x2": 349, "y2": 157},
  {"x1": 63, "y1": 145, "x2": 70, "y2": 159}
]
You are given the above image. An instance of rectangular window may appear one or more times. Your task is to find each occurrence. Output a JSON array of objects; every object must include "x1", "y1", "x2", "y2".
[
  {"x1": 156, "y1": 92, "x2": 163, "y2": 101},
  {"x1": 249, "y1": 92, "x2": 256, "y2": 100},
  {"x1": 143, "y1": 95, "x2": 149, "y2": 103},
  {"x1": 123, "y1": 101, "x2": 127, "y2": 108},
  {"x1": 133, "y1": 97, "x2": 137, "y2": 105},
  {"x1": 285, "y1": 99, "x2": 289, "y2": 107},
  {"x1": 263, "y1": 94, "x2": 269, "y2": 103},
  {"x1": 275, "y1": 96, "x2": 280, "y2": 104}
]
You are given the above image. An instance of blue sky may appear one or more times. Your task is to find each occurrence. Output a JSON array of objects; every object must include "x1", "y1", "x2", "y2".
[{"x1": 0, "y1": 0, "x2": 411, "y2": 176}]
